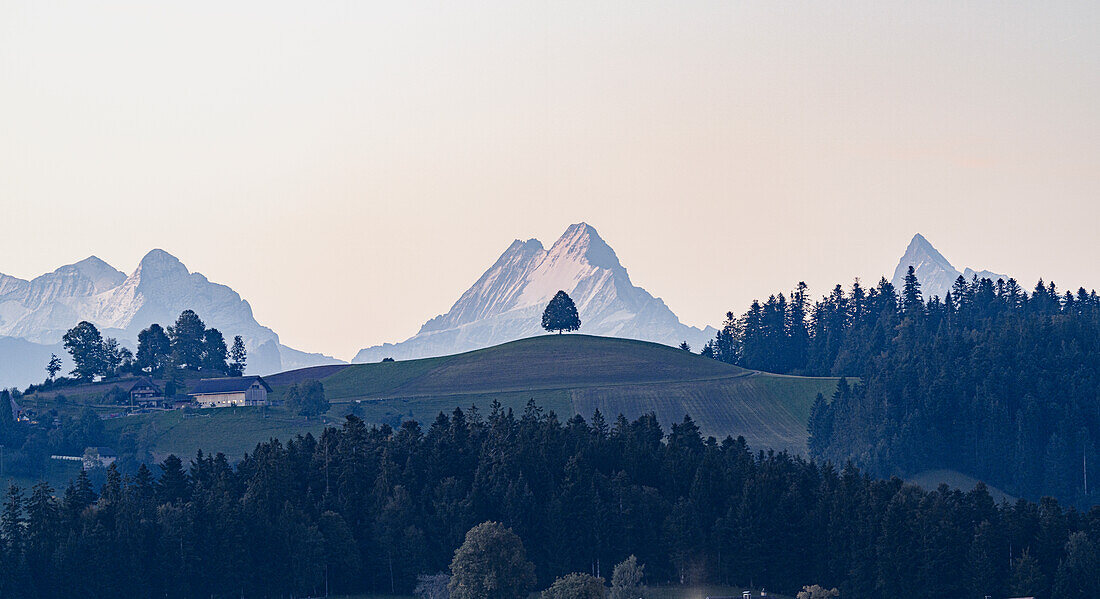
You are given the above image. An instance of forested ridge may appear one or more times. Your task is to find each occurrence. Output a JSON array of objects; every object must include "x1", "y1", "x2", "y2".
[
  {"x1": 704, "y1": 270, "x2": 1100, "y2": 507},
  {"x1": 1, "y1": 404, "x2": 1098, "y2": 598}
]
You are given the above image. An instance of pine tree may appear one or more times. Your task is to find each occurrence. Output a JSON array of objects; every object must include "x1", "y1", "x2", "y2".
[
  {"x1": 1008, "y1": 549, "x2": 1047, "y2": 597},
  {"x1": 169, "y1": 310, "x2": 206, "y2": 369},
  {"x1": 1, "y1": 484, "x2": 25, "y2": 560},
  {"x1": 1053, "y1": 532, "x2": 1100, "y2": 598},
  {"x1": 541, "y1": 291, "x2": 581, "y2": 334},
  {"x1": 902, "y1": 265, "x2": 923, "y2": 313},
  {"x1": 202, "y1": 327, "x2": 229, "y2": 373},
  {"x1": 46, "y1": 354, "x2": 62, "y2": 381},
  {"x1": 229, "y1": 335, "x2": 247, "y2": 376},
  {"x1": 136, "y1": 323, "x2": 172, "y2": 374},
  {"x1": 158, "y1": 455, "x2": 191, "y2": 504}
]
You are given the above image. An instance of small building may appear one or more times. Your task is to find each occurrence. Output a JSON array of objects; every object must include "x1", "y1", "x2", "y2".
[
  {"x1": 189, "y1": 376, "x2": 271, "y2": 408},
  {"x1": 82, "y1": 447, "x2": 117, "y2": 470},
  {"x1": 8, "y1": 395, "x2": 29, "y2": 422},
  {"x1": 129, "y1": 377, "x2": 165, "y2": 407}
]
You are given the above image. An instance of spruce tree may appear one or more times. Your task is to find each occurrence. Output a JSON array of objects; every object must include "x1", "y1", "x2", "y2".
[
  {"x1": 902, "y1": 265, "x2": 923, "y2": 313},
  {"x1": 169, "y1": 310, "x2": 206, "y2": 369},
  {"x1": 136, "y1": 323, "x2": 172, "y2": 374},
  {"x1": 46, "y1": 354, "x2": 62, "y2": 381},
  {"x1": 229, "y1": 335, "x2": 247, "y2": 376},
  {"x1": 201, "y1": 328, "x2": 229, "y2": 373}
]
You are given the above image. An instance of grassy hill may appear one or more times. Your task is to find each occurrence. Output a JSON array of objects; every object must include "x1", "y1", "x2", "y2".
[
  {"x1": 268, "y1": 335, "x2": 841, "y2": 454},
  {"x1": 22, "y1": 335, "x2": 842, "y2": 463}
]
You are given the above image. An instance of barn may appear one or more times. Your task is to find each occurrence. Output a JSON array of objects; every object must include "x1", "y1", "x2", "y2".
[{"x1": 189, "y1": 376, "x2": 271, "y2": 408}]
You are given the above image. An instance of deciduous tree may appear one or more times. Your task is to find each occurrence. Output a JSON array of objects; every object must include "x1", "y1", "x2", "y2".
[
  {"x1": 449, "y1": 521, "x2": 536, "y2": 599},
  {"x1": 542, "y1": 291, "x2": 581, "y2": 334},
  {"x1": 62, "y1": 321, "x2": 105, "y2": 381}
]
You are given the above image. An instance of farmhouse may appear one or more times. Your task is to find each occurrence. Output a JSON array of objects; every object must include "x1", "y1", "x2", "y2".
[
  {"x1": 189, "y1": 376, "x2": 271, "y2": 408},
  {"x1": 129, "y1": 377, "x2": 164, "y2": 407}
]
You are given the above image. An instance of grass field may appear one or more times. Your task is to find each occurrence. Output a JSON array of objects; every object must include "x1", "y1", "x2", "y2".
[
  {"x1": 19, "y1": 335, "x2": 843, "y2": 461},
  {"x1": 271, "y1": 335, "x2": 840, "y2": 454},
  {"x1": 104, "y1": 406, "x2": 330, "y2": 461}
]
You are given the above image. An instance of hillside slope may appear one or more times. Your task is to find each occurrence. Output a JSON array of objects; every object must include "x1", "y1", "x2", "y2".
[{"x1": 278, "y1": 335, "x2": 840, "y2": 453}]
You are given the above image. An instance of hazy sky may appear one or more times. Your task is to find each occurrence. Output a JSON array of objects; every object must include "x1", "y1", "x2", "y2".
[{"x1": 2, "y1": 1, "x2": 1098, "y2": 359}]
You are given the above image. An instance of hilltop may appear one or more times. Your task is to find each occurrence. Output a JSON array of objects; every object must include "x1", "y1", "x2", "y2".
[
  {"x1": 275, "y1": 334, "x2": 840, "y2": 454},
  {"x1": 353, "y1": 223, "x2": 717, "y2": 363},
  {"x1": 17, "y1": 335, "x2": 840, "y2": 464}
]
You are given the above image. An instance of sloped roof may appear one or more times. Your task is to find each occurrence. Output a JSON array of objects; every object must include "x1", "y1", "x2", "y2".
[
  {"x1": 129, "y1": 377, "x2": 161, "y2": 392},
  {"x1": 189, "y1": 376, "x2": 271, "y2": 395}
]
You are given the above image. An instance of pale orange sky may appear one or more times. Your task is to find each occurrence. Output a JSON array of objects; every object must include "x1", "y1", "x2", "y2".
[{"x1": 1, "y1": 1, "x2": 1098, "y2": 359}]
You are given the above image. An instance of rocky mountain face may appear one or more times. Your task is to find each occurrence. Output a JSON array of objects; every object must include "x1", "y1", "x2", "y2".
[
  {"x1": 891, "y1": 234, "x2": 1008, "y2": 300},
  {"x1": 354, "y1": 223, "x2": 717, "y2": 363},
  {"x1": 0, "y1": 250, "x2": 340, "y2": 387}
]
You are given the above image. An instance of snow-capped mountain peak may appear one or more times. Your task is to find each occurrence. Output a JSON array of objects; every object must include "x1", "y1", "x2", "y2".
[
  {"x1": 0, "y1": 250, "x2": 342, "y2": 386},
  {"x1": 354, "y1": 223, "x2": 716, "y2": 363},
  {"x1": 70, "y1": 256, "x2": 127, "y2": 293},
  {"x1": 891, "y1": 233, "x2": 1008, "y2": 300},
  {"x1": 133, "y1": 248, "x2": 190, "y2": 279}
]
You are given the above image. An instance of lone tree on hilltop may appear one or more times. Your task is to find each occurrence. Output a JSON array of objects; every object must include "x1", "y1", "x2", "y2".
[{"x1": 542, "y1": 290, "x2": 581, "y2": 334}]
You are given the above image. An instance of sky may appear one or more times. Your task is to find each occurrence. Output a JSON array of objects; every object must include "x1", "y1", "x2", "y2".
[{"x1": 1, "y1": 1, "x2": 1098, "y2": 360}]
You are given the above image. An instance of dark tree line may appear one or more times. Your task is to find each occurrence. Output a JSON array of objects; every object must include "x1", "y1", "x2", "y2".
[
  {"x1": 2, "y1": 405, "x2": 1098, "y2": 599},
  {"x1": 706, "y1": 269, "x2": 1100, "y2": 507}
]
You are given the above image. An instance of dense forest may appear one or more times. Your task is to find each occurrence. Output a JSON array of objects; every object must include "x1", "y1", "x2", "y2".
[
  {"x1": 1, "y1": 406, "x2": 1098, "y2": 599},
  {"x1": 703, "y1": 270, "x2": 1100, "y2": 508}
]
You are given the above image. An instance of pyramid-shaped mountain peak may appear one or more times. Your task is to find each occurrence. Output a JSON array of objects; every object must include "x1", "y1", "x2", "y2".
[
  {"x1": 354, "y1": 223, "x2": 715, "y2": 363},
  {"x1": 891, "y1": 234, "x2": 1007, "y2": 301},
  {"x1": 548, "y1": 222, "x2": 621, "y2": 271}
]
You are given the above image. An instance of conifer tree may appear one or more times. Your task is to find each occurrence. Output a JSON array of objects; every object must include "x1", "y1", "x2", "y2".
[
  {"x1": 46, "y1": 354, "x2": 62, "y2": 381},
  {"x1": 202, "y1": 327, "x2": 229, "y2": 373},
  {"x1": 229, "y1": 335, "x2": 247, "y2": 376},
  {"x1": 136, "y1": 323, "x2": 172, "y2": 374},
  {"x1": 168, "y1": 310, "x2": 206, "y2": 369},
  {"x1": 902, "y1": 265, "x2": 923, "y2": 313}
]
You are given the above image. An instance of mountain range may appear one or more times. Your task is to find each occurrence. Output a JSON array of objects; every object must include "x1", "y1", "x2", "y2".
[
  {"x1": 0, "y1": 228, "x2": 1012, "y2": 389},
  {"x1": 0, "y1": 250, "x2": 339, "y2": 388},
  {"x1": 352, "y1": 223, "x2": 718, "y2": 363},
  {"x1": 890, "y1": 233, "x2": 1008, "y2": 301}
]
